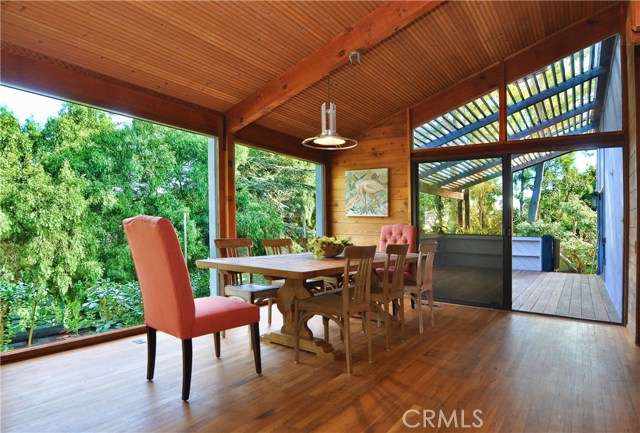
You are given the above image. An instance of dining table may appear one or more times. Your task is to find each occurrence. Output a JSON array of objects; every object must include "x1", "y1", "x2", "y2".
[{"x1": 196, "y1": 251, "x2": 417, "y2": 359}]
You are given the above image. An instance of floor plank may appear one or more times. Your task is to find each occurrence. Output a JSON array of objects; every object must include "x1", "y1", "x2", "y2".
[
  {"x1": 1, "y1": 303, "x2": 638, "y2": 433},
  {"x1": 511, "y1": 271, "x2": 621, "y2": 323}
]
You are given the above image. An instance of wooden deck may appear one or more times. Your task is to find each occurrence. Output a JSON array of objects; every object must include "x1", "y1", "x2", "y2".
[
  {"x1": 513, "y1": 271, "x2": 621, "y2": 323},
  {"x1": 1, "y1": 303, "x2": 638, "y2": 433}
]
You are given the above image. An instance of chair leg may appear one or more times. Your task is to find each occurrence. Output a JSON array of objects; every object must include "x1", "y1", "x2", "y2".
[
  {"x1": 182, "y1": 339, "x2": 193, "y2": 401},
  {"x1": 344, "y1": 316, "x2": 352, "y2": 375},
  {"x1": 365, "y1": 311, "x2": 373, "y2": 364},
  {"x1": 417, "y1": 293, "x2": 424, "y2": 334},
  {"x1": 399, "y1": 298, "x2": 405, "y2": 342},
  {"x1": 250, "y1": 322, "x2": 262, "y2": 374},
  {"x1": 383, "y1": 302, "x2": 391, "y2": 351},
  {"x1": 146, "y1": 327, "x2": 156, "y2": 381},
  {"x1": 429, "y1": 290, "x2": 435, "y2": 327},
  {"x1": 214, "y1": 332, "x2": 221, "y2": 358},
  {"x1": 267, "y1": 297, "x2": 273, "y2": 326}
]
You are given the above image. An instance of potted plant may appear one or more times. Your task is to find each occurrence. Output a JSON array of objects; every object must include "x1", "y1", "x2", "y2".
[{"x1": 307, "y1": 236, "x2": 353, "y2": 259}]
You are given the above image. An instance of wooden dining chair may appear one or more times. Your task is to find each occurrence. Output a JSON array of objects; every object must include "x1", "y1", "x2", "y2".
[
  {"x1": 262, "y1": 238, "x2": 325, "y2": 292},
  {"x1": 376, "y1": 224, "x2": 417, "y2": 282},
  {"x1": 370, "y1": 243, "x2": 409, "y2": 351},
  {"x1": 404, "y1": 242, "x2": 438, "y2": 333},
  {"x1": 262, "y1": 238, "x2": 294, "y2": 256},
  {"x1": 294, "y1": 245, "x2": 377, "y2": 375},
  {"x1": 298, "y1": 237, "x2": 341, "y2": 291},
  {"x1": 214, "y1": 238, "x2": 280, "y2": 326},
  {"x1": 123, "y1": 216, "x2": 261, "y2": 401}
]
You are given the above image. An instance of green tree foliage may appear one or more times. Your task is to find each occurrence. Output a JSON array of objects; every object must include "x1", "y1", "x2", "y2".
[
  {"x1": 235, "y1": 145, "x2": 316, "y2": 255},
  {"x1": 469, "y1": 180, "x2": 502, "y2": 235},
  {"x1": 0, "y1": 101, "x2": 317, "y2": 349},
  {"x1": 0, "y1": 103, "x2": 211, "y2": 346},
  {"x1": 36, "y1": 105, "x2": 210, "y2": 281},
  {"x1": 418, "y1": 178, "x2": 502, "y2": 236}
]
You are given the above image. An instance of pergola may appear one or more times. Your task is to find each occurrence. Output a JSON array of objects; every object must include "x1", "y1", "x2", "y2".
[{"x1": 415, "y1": 36, "x2": 616, "y2": 215}]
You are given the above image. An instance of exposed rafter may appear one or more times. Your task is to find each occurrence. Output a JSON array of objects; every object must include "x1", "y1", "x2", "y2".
[
  {"x1": 591, "y1": 37, "x2": 617, "y2": 128},
  {"x1": 225, "y1": 0, "x2": 445, "y2": 133},
  {"x1": 511, "y1": 151, "x2": 570, "y2": 172},
  {"x1": 417, "y1": 68, "x2": 600, "y2": 149},
  {"x1": 419, "y1": 183, "x2": 464, "y2": 200},
  {"x1": 425, "y1": 150, "x2": 577, "y2": 194},
  {"x1": 509, "y1": 101, "x2": 595, "y2": 140},
  {"x1": 436, "y1": 159, "x2": 500, "y2": 188}
]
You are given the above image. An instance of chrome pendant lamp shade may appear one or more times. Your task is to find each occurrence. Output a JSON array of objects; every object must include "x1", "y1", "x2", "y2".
[{"x1": 302, "y1": 75, "x2": 357, "y2": 150}]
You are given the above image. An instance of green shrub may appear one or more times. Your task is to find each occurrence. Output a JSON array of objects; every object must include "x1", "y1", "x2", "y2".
[
  {"x1": 190, "y1": 271, "x2": 211, "y2": 298},
  {"x1": 83, "y1": 279, "x2": 144, "y2": 332}
]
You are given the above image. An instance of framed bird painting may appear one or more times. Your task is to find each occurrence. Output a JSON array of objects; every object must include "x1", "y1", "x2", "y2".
[{"x1": 345, "y1": 168, "x2": 389, "y2": 217}]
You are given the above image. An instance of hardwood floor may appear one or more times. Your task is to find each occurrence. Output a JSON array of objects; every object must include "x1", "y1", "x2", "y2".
[
  {"x1": 1, "y1": 303, "x2": 638, "y2": 433},
  {"x1": 513, "y1": 271, "x2": 621, "y2": 323}
]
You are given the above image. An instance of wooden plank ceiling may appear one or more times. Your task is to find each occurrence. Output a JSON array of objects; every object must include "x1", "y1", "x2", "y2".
[{"x1": 0, "y1": 1, "x2": 617, "y2": 141}]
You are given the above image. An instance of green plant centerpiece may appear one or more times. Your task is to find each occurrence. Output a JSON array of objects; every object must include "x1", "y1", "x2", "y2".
[{"x1": 307, "y1": 236, "x2": 353, "y2": 259}]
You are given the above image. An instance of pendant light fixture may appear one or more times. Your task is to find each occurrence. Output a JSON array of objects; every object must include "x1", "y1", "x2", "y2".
[{"x1": 302, "y1": 74, "x2": 357, "y2": 150}]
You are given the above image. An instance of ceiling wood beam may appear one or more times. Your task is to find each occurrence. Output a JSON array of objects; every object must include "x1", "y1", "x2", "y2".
[
  {"x1": 225, "y1": 0, "x2": 445, "y2": 134},
  {"x1": 1, "y1": 42, "x2": 324, "y2": 164},
  {"x1": 505, "y1": 4, "x2": 623, "y2": 83},
  {"x1": 236, "y1": 124, "x2": 329, "y2": 165},
  {"x1": 1, "y1": 42, "x2": 222, "y2": 136},
  {"x1": 410, "y1": 63, "x2": 502, "y2": 130},
  {"x1": 410, "y1": 4, "x2": 623, "y2": 130},
  {"x1": 627, "y1": 0, "x2": 640, "y2": 45},
  {"x1": 410, "y1": 131, "x2": 624, "y2": 162},
  {"x1": 415, "y1": 67, "x2": 600, "y2": 149}
]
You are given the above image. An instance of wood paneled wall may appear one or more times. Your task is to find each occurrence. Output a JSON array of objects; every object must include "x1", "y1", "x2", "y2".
[
  {"x1": 328, "y1": 111, "x2": 411, "y2": 247},
  {"x1": 627, "y1": 44, "x2": 639, "y2": 344}
]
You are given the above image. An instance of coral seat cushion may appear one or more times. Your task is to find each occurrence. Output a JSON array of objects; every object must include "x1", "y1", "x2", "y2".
[{"x1": 191, "y1": 296, "x2": 260, "y2": 338}]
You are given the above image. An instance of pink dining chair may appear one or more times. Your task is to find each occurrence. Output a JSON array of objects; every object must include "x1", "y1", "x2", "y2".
[
  {"x1": 123, "y1": 215, "x2": 261, "y2": 401},
  {"x1": 376, "y1": 224, "x2": 417, "y2": 281}
]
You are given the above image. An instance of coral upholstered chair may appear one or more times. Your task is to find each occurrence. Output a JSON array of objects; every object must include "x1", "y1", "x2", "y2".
[
  {"x1": 123, "y1": 215, "x2": 261, "y2": 401},
  {"x1": 376, "y1": 224, "x2": 417, "y2": 281}
]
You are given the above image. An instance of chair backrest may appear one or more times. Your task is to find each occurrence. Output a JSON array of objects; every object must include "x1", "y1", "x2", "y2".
[
  {"x1": 379, "y1": 224, "x2": 417, "y2": 279},
  {"x1": 262, "y1": 238, "x2": 293, "y2": 255},
  {"x1": 416, "y1": 242, "x2": 438, "y2": 291},
  {"x1": 122, "y1": 215, "x2": 195, "y2": 339},
  {"x1": 215, "y1": 238, "x2": 254, "y2": 257},
  {"x1": 214, "y1": 238, "x2": 254, "y2": 284},
  {"x1": 342, "y1": 245, "x2": 377, "y2": 312},
  {"x1": 299, "y1": 237, "x2": 310, "y2": 252},
  {"x1": 381, "y1": 243, "x2": 410, "y2": 298}
]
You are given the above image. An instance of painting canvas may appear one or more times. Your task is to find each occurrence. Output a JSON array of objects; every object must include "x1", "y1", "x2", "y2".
[{"x1": 345, "y1": 168, "x2": 389, "y2": 217}]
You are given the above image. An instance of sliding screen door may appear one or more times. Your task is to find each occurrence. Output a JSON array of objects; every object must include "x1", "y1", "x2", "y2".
[{"x1": 416, "y1": 158, "x2": 506, "y2": 307}]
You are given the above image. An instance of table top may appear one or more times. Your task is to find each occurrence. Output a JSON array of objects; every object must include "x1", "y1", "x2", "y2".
[{"x1": 196, "y1": 252, "x2": 417, "y2": 280}]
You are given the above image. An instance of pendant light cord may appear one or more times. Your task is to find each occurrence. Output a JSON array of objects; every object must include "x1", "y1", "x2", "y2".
[{"x1": 327, "y1": 75, "x2": 331, "y2": 104}]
